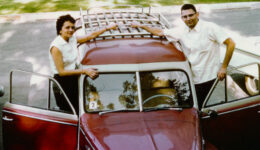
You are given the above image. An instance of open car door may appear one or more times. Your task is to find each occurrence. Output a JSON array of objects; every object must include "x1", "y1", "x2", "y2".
[
  {"x1": 2, "y1": 70, "x2": 78, "y2": 150},
  {"x1": 200, "y1": 63, "x2": 260, "y2": 150}
]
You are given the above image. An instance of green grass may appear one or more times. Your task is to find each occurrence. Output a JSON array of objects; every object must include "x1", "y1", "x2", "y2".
[{"x1": 0, "y1": 0, "x2": 259, "y2": 15}]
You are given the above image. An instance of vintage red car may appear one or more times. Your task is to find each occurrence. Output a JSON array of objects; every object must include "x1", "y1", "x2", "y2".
[{"x1": 1, "y1": 7, "x2": 259, "y2": 150}]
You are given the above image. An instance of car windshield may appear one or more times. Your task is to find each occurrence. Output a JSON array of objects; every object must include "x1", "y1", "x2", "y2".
[
  {"x1": 84, "y1": 71, "x2": 192, "y2": 112},
  {"x1": 141, "y1": 71, "x2": 192, "y2": 109}
]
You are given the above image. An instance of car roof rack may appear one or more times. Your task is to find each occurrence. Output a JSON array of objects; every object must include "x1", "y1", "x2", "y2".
[{"x1": 77, "y1": 5, "x2": 171, "y2": 41}]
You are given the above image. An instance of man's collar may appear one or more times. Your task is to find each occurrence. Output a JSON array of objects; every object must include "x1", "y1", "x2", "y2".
[
  {"x1": 185, "y1": 19, "x2": 201, "y2": 32},
  {"x1": 193, "y1": 19, "x2": 201, "y2": 32}
]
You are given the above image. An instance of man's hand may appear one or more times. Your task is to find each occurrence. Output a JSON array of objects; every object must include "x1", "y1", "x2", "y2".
[
  {"x1": 131, "y1": 21, "x2": 164, "y2": 36},
  {"x1": 131, "y1": 21, "x2": 141, "y2": 28},
  {"x1": 217, "y1": 67, "x2": 227, "y2": 81},
  {"x1": 106, "y1": 22, "x2": 117, "y2": 30}
]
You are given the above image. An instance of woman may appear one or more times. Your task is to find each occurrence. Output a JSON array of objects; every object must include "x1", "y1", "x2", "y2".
[{"x1": 49, "y1": 14, "x2": 117, "y2": 113}]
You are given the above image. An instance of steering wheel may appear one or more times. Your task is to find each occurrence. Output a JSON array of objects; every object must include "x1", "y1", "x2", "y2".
[{"x1": 143, "y1": 94, "x2": 175, "y2": 105}]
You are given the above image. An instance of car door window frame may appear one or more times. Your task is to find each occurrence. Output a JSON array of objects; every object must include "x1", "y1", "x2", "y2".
[
  {"x1": 202, "y1": 63, "x2": 260, "y2": 109},
  {"x1": 9, "y1": 69, "x2": 77, "y2": 115}
]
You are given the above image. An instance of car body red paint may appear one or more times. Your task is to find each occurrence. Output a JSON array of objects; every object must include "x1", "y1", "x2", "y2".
[
  {"x1": 1, "y1": 8, "x2": 259, "y2": 150},
  {"x1": 80, "y1": 109, "x2": 201, "y2": 150}
]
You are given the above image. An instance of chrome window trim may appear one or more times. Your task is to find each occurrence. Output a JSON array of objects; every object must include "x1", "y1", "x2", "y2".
[
  {"x1": 201, "y1": 96, "x2": 260, "y2": 119},
  {"x1": 136, "y1": 71, "x2": 143, "y2": 112},
  {"x1": 80, "y1": 128, "x2": 96, "y2": 150},
  {"x1": 201, "y1": 103, "x2": 259, "y2": 119},
  {"x1": 82, "y1": 62, "x2": 191, "y2": 73},
  {"x1": 3, "y1": 102, "x2": 78, "y2": 122},
  {"x1": 79, "y1": 75, "x2": 85, "y2": 116},
  {"x1": 2, "y1": 109, "x2": 78, "y2": 127}
]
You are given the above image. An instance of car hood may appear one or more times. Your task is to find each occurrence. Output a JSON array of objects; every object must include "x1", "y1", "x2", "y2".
[{"x1": 80, "y1": 108, "x2": 201, "y2": 150}]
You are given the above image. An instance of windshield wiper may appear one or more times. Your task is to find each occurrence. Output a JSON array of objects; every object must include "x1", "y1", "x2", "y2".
[
  {"x1": 99, "y1": 107, "x2": 183, "y2": 115},
  {"x1": 99, "y1": 109, "x2": 136, "y2": 116},
  {"x1": 143, "y1": 107, "x2": 183, "y2": 112}
]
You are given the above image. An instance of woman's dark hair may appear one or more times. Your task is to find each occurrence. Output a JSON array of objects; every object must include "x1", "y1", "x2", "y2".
[
  {"x1": 56, "y1": 14, "x2": 75, "y2": 35},
  {"x1": 181, "y1": 4, "x2": 197, "y2": 13}
]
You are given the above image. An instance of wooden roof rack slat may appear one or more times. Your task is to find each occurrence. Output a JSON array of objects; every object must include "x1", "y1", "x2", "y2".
[
  {"x1": 103, "y1": 12, "x2": 114, "y2": 36},
  {"x1": 79, "y1": 6, "x2": 168, "y2": 41}
]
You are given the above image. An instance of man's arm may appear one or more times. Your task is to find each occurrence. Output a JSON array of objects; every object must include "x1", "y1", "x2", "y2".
[
  {"x1": 218, "y1": 38, "x2": 235, "y2": 80},
  {"x1": 131, "y1": 21, "x2": 164, "y2": 37}
]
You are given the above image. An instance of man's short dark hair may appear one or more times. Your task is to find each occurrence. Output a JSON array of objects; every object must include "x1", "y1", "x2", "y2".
[
  {"x1": 56, "y1": 14, "x2": 75, "y2": 35},
  {"x1": 181, "y1": 4, "x2": 197, "y2": 13}
]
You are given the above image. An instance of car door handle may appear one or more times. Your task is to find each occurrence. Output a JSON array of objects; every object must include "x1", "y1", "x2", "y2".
[{"x1": 3, "y1": 116, "x2": 13, "y2": 121}]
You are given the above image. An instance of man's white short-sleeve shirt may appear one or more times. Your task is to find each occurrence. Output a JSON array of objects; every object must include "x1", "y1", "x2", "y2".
[
  {"x1": 164, "y1": 20, "x2": 228, "y2": 84},
  {"x1": 49, "y1": 35, "x2": 78, "y2": 75}
]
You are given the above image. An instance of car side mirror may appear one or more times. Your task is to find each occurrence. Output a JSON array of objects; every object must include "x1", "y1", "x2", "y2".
[
  {"x1": 208, "y1": 109, "x2": 218, "y2": 119},
  {"x1": 0, "y1": 85, "x2": 5, "y2": 97}
]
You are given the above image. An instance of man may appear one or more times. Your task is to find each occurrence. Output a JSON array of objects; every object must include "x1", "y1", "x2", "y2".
[{"x1": 131, "y1": 4, "x2": 235, "y2": 109}]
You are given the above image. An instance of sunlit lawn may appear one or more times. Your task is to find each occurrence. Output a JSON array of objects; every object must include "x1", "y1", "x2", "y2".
[{"x1": 0, "y1": 0, "x2": 259, "y2": 15}]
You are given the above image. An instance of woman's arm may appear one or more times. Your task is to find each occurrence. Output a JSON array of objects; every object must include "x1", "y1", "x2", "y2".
[
  {"x1": 77, "y1": 22, "x2": 117, "y2": 44},
  {"x1": 50, "y1": 46, "x2": 98, "y2": 79}
]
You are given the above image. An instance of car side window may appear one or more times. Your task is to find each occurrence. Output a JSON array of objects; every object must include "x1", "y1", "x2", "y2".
[
  {"x1": 204, "y1": 64, "x2": 259, "y2": 107},
  {"x1": 10, "y1": 70, "x2": 72, "y2": 113},
  {"x1": 205, "y1": 80, "x2": 225, "y2": 106}
]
